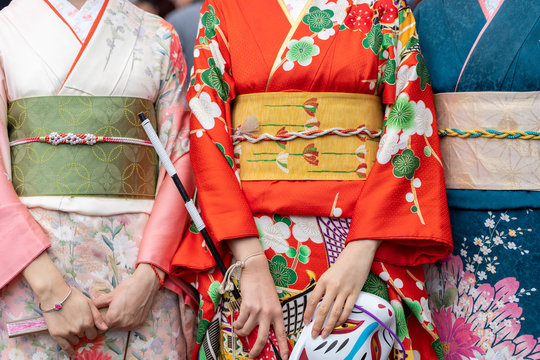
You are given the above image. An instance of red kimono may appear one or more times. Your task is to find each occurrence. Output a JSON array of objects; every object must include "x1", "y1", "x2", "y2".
[{"x1": 173, "y1": 0, "x2": 452, "y2": 359}]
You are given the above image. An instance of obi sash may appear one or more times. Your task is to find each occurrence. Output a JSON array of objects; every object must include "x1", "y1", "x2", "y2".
[
  {"x1": 435, "y1": 91, "x2": 540, "y2": 191},
  {"x1": 8, "y1": 96, "x2": 158, "y2": 199},
  {"x1": 231, "y1": 92, "x2": 383, "y2": 181}
]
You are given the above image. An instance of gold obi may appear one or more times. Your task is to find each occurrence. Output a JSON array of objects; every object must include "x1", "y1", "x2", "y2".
[{"x1": 232, "y1": 92, "x2": 383, "y2": 181}]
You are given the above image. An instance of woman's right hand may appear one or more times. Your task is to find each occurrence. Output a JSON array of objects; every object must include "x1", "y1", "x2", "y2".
[
  {"x1": 40, "y1": 286, "x2": 108, "y2": 357},
  {"x1": 226, "y1": 237, "x2": 289, "y2": 360},
  {"x1": 23, "y1": 252, "x2": 108, "y2": 357}
]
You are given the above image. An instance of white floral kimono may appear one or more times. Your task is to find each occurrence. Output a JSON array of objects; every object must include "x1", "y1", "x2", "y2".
[{"x1": 0, "y1": 0, "x2": 196, "y2": 358}]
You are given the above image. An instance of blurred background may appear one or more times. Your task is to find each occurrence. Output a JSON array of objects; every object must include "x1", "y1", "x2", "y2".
[{"x1": 0, "y1": 0, "x2": 203, "y2": 15}]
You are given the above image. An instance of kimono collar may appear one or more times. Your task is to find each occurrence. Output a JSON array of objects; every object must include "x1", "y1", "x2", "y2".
[
  {"x1": 456, "y1": 0, "x2": 539, "y2": 91},
  {"x1": 280, "y1": 0, "x2": 310, "y2": 22},
  {"x1": 47, "y1": 0, "x2": 106, "y2": 42}
]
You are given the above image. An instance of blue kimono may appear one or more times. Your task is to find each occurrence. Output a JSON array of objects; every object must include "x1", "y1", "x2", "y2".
[{"x1": 414, "y1": 0, "x2": 539, "y2": 358}]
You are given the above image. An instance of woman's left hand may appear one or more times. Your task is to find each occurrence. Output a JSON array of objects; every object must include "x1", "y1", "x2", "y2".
[
  {"x1": 93, "y1": 263, "x2": 163, "y2": 330},
  {"x1": 303, "y1": 239, "x2": 381, "y2": 339}
]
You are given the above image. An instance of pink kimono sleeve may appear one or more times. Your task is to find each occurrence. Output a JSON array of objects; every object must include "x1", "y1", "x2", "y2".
[
  {"x1": 136, "y1": 29, "x2": 195, "y2": 274},
  {"x1": 0, "y1": 60, "x2": 50, "y2": 289}
]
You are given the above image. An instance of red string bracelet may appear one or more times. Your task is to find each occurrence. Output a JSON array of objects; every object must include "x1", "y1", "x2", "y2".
[{"x1": 150, "y1": 264, "x2": 164, "y2": 290}]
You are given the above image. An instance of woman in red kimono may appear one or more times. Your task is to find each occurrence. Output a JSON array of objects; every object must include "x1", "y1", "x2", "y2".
[{"x1": 173, "y1": 0, "x2": 452, "y2": 359}]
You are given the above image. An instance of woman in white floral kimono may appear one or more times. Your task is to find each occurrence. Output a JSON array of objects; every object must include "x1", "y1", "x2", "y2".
[{"x1": 0, "y1": 0, "x2": 196, "y2": 359}]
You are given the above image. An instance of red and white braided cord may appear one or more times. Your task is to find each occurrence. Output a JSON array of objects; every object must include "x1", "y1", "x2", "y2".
[
  {"x1": 232, "y1": 127, "x2": 381, "y2": 145},
  {"x1": 10, "y1": 132, "x2": 152, "y2": 147}
]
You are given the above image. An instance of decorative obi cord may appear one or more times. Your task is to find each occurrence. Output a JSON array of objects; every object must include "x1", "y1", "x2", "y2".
[
  {"x1": 8, "y1": 96, "x2": 158, "y2": 199},
  {"x1": 434, "y1": 91, "x2": 540, "y2": 191},
  {"x1": 231, "y1": 92, "x2": 384, "y2": 181}
]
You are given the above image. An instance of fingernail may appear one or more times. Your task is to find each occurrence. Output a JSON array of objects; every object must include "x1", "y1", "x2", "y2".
[{"x1": 321, "y1": 330, "x2": 329, "y2": 338}]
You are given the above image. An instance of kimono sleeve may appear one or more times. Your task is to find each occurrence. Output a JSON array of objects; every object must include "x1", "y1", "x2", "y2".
[
  {"x1": 0, "y1": 61, "x2": 50, "y2": 289},
  {"x1": 136, "y1": 27, "x2": 195, "y2": 273},
  {"x1": 186, "y1": 0, "x2": 259, "y2": 244},
  {"x1": 346, "y1": 2, "x2": 452, "y2": 266}
]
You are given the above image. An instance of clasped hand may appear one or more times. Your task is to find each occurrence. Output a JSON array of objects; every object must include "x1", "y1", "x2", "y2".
[{"x1": 93, "y1": 263, "x2": 162, "y2": 330}]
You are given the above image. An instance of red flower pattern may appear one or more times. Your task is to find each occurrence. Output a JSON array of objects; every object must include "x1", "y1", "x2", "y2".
[
  {"x1": 74, "y1": 336, "x2": 105, "y2": 357},
  {"x1": 375, "y1": 0, "x2": 398, "y2": 24},
  {"x1": 302, "y1": 143, "x2": 319, "y2": 165},
  {"x1": 344, "y1": 4, "x2": 374, "y2": 33},
  {"x1": 302, "y1": 98, "x2": 319, "y2": 116},
  {"x1": 76, "y1": 350, "x2": 113, "y2": 360}
]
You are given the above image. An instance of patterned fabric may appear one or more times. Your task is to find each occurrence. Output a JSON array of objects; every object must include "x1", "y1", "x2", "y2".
[
  {"x1": 175, "y1": 0, "x2": 451, "y2": 359},
  {"x1": 0, "y1": 0, "x2": 192, "y2": 358},
  {"x1": 8, "y1": 97, "x2": 158, "y2": 198},
  {"x1": 434, "y1": 92, "x2": 540, "y2": 191},
  {"x1": 414, "y1": 0, "x2": 540, "y2": 358},
  {"x1": 48, "y1": 0, "x2": 105, "y2": 42},
  {"x1": 425, "y1": 208, "x2": 539, "y2": 359},
  {"x1": 232, "y1": 92, "x2": 382, "y2": 181},
  {"x1": 0, "y1": 209, "x2": 184, "y2": 360},
  {"x1": 281, "y1": 0, "x2": 309, "y2": 22},
  {"x1": 190, "y1": 214, "x2": 443, "y2": 360},
  {"x1": 177, "y1": 0, "x2": 451, "y2": 266}
]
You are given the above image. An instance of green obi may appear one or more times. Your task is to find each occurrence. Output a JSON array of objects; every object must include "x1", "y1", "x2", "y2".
[{"x1": 8, "y1": 96, "x2": 158, "y2": 199}]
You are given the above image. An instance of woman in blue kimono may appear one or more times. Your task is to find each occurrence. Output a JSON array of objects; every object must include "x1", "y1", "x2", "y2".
[{"x1": 413, "y1": 0, "x2": 539, "y2": 358}]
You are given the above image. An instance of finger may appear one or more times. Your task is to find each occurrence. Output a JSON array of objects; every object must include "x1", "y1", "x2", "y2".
[
  {"x1": 249, "y1": 321, "x2": 270, "y2": 358},
  {"x1": 93, "y1": 293, "x2": 113, "y2": 309},
  {"x1": 321, "y1": 294, "x2": 347, "y2": 338},
  {"x1": 55, "y1": 337, "x2": 76, "y2": 358},
  {"x1": 77, "y1": 308, "x2": 96, "y2": 338},
  {"x1": 84, "y1": 326, "x2": 98, "y2": 341},
  {"x1": 235, "y1": 312, "x2": 257, "y2": 337},
  {"x1": 234, "y1": 304, "x2": 252, "y2": 331},
  {"x1": 272, "y1": 317, "x2": 289, "y2": 360},
  {"x1": 65, "y1": 333, "x2": 80, "y2": 346},
  {"x1": 337, "y1": 294, "x2": 357, "y2": 326},
  {"x1": 89, "y1": 301, "x2": 108, "y2": 331},
  {"x1": 311, "y1": 287, "x2": 336, "y2": 338},
  {"x1": 303, "y1": 282, "x2": 325, "y2": 325},
  {"x1": 104, "y1": 306, "x2": 122, "y2": 330}
]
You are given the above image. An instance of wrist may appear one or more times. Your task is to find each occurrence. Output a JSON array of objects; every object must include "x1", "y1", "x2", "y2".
[
  {"x1": 22, "y1": 252, "x2": 70, "y2": 301},
  {"x1": 227, "y1": 236, "x2": 264, "y2": 260},
  {"x1": 240, "y1": 253, "x2": 269, "y2": 275},
  {"x1": 136, "y1": 263, "x2": 164, "y2": 291},
  {"x1": 346, "y1": 239, "x2": 382, "y2": 254}
]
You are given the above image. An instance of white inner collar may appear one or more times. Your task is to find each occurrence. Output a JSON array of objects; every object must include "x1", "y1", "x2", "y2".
[{"x1": 48, "y1": 0, "x2": 106, "y2": 42}]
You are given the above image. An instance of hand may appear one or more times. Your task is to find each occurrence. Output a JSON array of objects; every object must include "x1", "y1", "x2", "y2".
[
  {"x1": 226, "y1": 236, "x2": 289, "y2": 360},
  {"x1": 22, "y1": 253, "x2": 107, "y2": 357},
  {"x1": 41, "y1": 286, "x2": 108, "y2": 357},
  {"x1": 233, "y1": 255, "x2": 289, "y2": 360},
  {"x1": 303, "y1": 239, "x2": 381, "y2": 339},
  {"x1": 93, "y1": 263, "x2": 162, "y2": 330}
]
